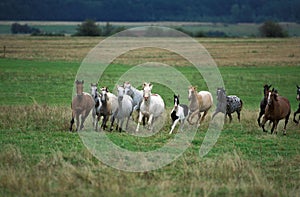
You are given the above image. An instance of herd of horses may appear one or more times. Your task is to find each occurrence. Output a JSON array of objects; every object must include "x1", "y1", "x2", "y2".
[{"x1": 69, "y1": 80, "x2": 300, "y2": 135}]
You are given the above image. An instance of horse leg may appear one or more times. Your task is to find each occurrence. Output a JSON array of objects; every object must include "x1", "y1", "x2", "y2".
[
  {"x1": 261, "y1": 117, "x2": 268, "y2": 133},
  {"x1": 212, "y1": 110, "x2": 219, "y2": 120},
  {"x1": 92, "y1": 108, "x2": 96, "y2": 129},
  {"x1": 284, "y1": 112, "x2": 291, "y2": 135},
  {"x1": 271, "y1": 120, "x2": 278, "y2": 135},
  {"x1": 80, "y1": 110, "x2": 89, "y2": 131},
  {"x1": 180, "y1": 119, "x2": 186, "y2": 131},
  {"x1": 237, "y1": 110, "x2": 241, "y2": 122},
  {"x1": 257, "y1": 110, "x2": 264, "y2": 127},
  {"x1": 148, "y1": 114, "x2": 154, "y2": 131},
  {"x1": 69, "y1": 111, "x2": 75, "y2": 131},
  {"x1": 169, "y1": 118, "x2": 179, "y2": 134},
  {"x1": 136, "y1": 112, "x2": 143, "y2": 132},
  {"x1": 293, "y1": 107, "x2": 300, "y2": 124},
  {"x1": 228, "y1": 113, "x2": 233, "y2": 123},
  {"x1": 74, "y1": 112, "x2": 80, "y2": 131},
  {"x1": 200, "y1": 110, "x2": 208, "y2": 123}
]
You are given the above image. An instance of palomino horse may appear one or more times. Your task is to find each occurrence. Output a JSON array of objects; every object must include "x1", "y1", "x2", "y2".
[
  {"x1": 70, "y1": 80, "x2": 95, "y2": 131},
  {"x1": 293, "y1": 85, "x2": 300, "y2": 124},
  {"x1": 261, "y1": 89, "x2": 291, "y2": 135},
  {"x1": 187, "y1": 86, "x2": 213, "y2": 126},
  {"x1": 212, "y1": 88, "x2": 243, "y2": 123},
  {"x1": 257, "y1": 84, "x2": 272, "y2": 126},
  {"x1": 136, "y1": 82, "x2": 165, "y2": 132},
  {"x1": 169, "y1": 94, "x2": 189, "y2": 134}
]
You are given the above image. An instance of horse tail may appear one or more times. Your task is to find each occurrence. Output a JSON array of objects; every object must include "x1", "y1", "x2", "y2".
[{"x1": 239, "y1": 99, "x2": 243, "y2": 111}]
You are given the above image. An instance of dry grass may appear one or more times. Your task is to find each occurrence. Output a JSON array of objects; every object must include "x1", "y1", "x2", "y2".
[{"x1": 0, "y1": 35, "x2": 299, "y2": 66}]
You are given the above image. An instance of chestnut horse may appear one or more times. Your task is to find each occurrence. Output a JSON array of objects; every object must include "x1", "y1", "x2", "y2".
[
  {"x1": 293, "y1": 85, "x2": 300, "y2": 124},
  {"x1": 261, "y1": 89, "x2": 291, "y2": 135},
  {"x1": 69, "y1": 80, "x2": 95, "y2": 131}
]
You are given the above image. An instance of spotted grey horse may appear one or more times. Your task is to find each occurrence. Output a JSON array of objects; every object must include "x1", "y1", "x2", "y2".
[{"x1": 212, "y1": 87, "x2": 243, "y2": 123}]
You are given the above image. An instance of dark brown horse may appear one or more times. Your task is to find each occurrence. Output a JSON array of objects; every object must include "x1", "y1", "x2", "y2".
[
  {"x1": 261, "y1": 89, "x2": 291, "y2": 135},
  {"x1": 257, "y1": 84, "x2": 272, "y2": 126},
  {"x1": 69, "y1": 80, "x2": 95, "y2": 131},
  {"x1": 293, "y1": 85, "x2": 300, "y2": 124}
]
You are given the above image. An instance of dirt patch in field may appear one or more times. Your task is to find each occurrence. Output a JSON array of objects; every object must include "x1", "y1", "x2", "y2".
[{"x1": 0, "y1": 36, "x2": 299, "y2": 66}]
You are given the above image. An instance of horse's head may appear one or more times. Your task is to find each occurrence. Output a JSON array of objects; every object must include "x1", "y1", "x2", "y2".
[
  {"x1": 117, "y1": 85, "x2": 125, "y2": 101},
  {"x1": 263, "y1": 84, "x2": 272, "y2": 97},
  {"x1": 188, "y1": 86, "x2": 197, "y2": 101},
  {"x1": 267, "y1": 89, "x2": 278, "y2": 105},
  {"x1": 174, "y1": 94, "x2": 180, "y2": 108},
  {"x1": 75, "y1": 80, "x2": 84, "y2": 96},
  {"x1": 216, "y1": 87, "x2": 226, "y2": 101},
  {"x1": 296, "y1": 85, "x2": 300, "y2": 101},
  {"x1": 100, "y1": 87, "x2": 109, "y2": 102},
  {"x1": 143, "y1": 82, "x2": 152, "y2": 101},
  {"x1": 124, "y1": 82, "x2": 133, "y2": 97},
  {"x1": 90, "y1": 83, "x2": 98, "y2": 98}
]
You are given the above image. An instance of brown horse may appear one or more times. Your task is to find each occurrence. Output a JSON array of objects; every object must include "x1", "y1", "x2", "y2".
[
  {"x1": 261, "y1": 89, "x2": 291, "y2": 135},
  {"x1": 69, "y1": 80, "x2": 95, "y2": 131}
]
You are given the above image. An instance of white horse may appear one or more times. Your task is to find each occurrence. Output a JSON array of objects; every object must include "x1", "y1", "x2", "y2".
[
  {"x1": 123, "y1": 82, "x2": 143, "y2": 112},
  {"x1": 115, "y1": 85, "x2": 133, "y2": 132},
  {"x1": 136, "y1": 82, "x2": 165, "y2": 132},
  {"x1": 187, "y1": 86, "x2": 213, "y2": 126}
]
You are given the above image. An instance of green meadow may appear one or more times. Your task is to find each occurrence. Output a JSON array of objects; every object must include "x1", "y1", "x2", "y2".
[{"x1": 0, "y1": 38, "x2": 299, "y2": 196}]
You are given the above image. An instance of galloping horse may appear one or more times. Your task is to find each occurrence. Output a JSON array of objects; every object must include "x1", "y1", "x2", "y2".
[
  {"x1": 136, "y1": 82, "x2": 165, "y2": 132},
  {"x1": 212, "y1": 87, "x2": 243, "y2": 123},
  {"x1": 169, "y1": 94, "x2": 189, "y2": 134},
  {"x1": 116, "y1": 85, "x2": 133, "y2": 132},
  {"x1": 187, "y1": 86, "x2": 213, "y2": 126},
  {"x1": 90, "y1": 83, "x2": 102, "y2": 131},
  {"x1": 293, "y1": 85, "x2": 300, "y2": 124},
  {"x1": 99, "y1": 87, "x2": 118, "y2": 131},
  {"x1": 69, "y1": 80, "x2": 95, "y2": 131},
  {"x1": 257, "y1": 84, "x2": 272, "y2": 126},
  {"x1": 261, "y1": 89, "x2": 291, "y2": 135}
]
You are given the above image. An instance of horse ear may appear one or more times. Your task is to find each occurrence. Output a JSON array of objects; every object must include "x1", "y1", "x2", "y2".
[
  {"x1": 268, "y1": 84, "x2": 272, "y2": 89},
  {"x1": 271, "y1": 88, "x2": 274, "y2": 92},
  {"x1": 149, "y1": 83, "x2": 153, "y2": 88},
  {"x1": 297, "y1": 85, "x2": 300, "y2": 89},
  {"x1": 174, "y1": 94, "x2": 176, "y2": 98}
]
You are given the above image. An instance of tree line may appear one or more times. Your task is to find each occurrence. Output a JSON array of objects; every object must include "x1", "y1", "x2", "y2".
[{"x1": 1, "y1": 0, "x2": 300, "y2": 23}]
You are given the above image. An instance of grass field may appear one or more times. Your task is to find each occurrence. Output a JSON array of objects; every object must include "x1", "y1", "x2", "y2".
[{"x1": 0, "y1": 35, "x2": 299, "y2": 196}]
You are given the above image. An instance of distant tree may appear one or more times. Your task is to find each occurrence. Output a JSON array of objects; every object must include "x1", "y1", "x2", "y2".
[
  {"x1": 259, "y1": 21, "x2": 288, "y2": 37},
  {"x1": 75, "y1": 19, "x2": 101, "y2": 36},
  {"x1": 11, "y1": 23, "x2": 41, "y2": 34}
]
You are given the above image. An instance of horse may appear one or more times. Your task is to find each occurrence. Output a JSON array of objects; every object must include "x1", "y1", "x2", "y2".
[
  {"x1": 257, "y1": 84, "x2": 272, "y2": 126},
  {"x1": 169, "y1": 94, "x2": 189, "y2": 134},
  {"x1": 212, "y1": 87, "x2": 243, "y2": 123},
  {"x1": 293, "y1": 85, "x2": 300, "y2": 124},
  {"x1": 69, "y1": 80, "x2": 95, "y2": 131},
  {"x1": 136, "y1": 82, "x2": 165, "y2": 132},
  {"x1": 90, "y1": 83, "x2": 102, "y2": 131},
  {"x1": 123, "y1": 82, "x2": 143, "y2": 112},
  {"x1": 115, "y1": 85, "x2": 133, "y2": 132},
  {"x1": 261, "y1": 89, "x2": 291, "y2": 135},
  {"x1": 187, "y1": 86, "x2": 213, "y2": 126},
  {"x1": 99, "y1": 87, "x2": 118, "y2": 131}
]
